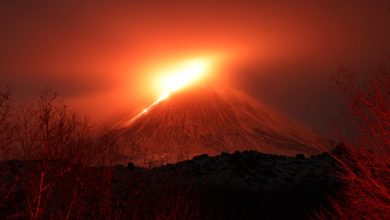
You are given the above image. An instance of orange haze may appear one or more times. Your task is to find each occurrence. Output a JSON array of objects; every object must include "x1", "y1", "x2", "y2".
[{"x1": 0, "y1": 1, "x2": 389, "y2": 131}]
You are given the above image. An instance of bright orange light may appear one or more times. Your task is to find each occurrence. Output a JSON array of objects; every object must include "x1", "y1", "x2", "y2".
[
  {"x1": 161, "y1": 59, "x2": 209, "y2": 92},
  {"x1": 123, "y1": 57, "x2": 216, "y2": 126},
  {"x1": 155, "y1": 58, "x2": 212, "y2": 100},
  {"x1": 157, "y1": 92, "x2": 170, "y2": 102}
]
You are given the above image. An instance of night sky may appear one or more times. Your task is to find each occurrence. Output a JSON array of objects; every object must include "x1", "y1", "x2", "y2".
[{"x1": 1, "y1": 0, "x2": 389, "y2": 133}]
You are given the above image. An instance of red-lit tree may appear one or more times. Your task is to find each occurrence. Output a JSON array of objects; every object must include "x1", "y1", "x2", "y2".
[
  {"x1": 317, "y1": 66, "x2": 390, "y2": 219},
  {"x1": 0, "y1": 85, "x2": 13, "y2": 160}
]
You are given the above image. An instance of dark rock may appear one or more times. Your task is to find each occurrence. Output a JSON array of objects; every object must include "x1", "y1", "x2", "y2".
[
  {"x1": 6, "y1": 159, "x2": 22, "y2": 168},
  {"x1": 331, "y1": 143, "x2": 350, "y2": 157},
  {"x1": 318, "y1": 152, "x2": 331, "y2": 159},
  {"x1": 1, "y1": 149, "x2": 341, "y2": 220},
  {"x1": 115, "y1": 164, "x2": 125, "y2": 169},
  {"x1": 193, "y1": 154, "x2": 209, "y2": 161},
  {"x1": 257, "y1": 169, "x2": 277, "y2": 178},
  {"x1": 220, "y1": 152, "x2": 229, "y2": 157},
  {"x1": 127, "y1": 161, "x2": 135, "y2": 170}
]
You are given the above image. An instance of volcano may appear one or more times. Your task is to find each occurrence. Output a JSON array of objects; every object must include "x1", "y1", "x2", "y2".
[{"x1": 116, "y1": 85, "x2": 330, "y2": 166}]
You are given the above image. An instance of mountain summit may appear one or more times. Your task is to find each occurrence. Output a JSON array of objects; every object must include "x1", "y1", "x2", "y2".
[{"x1": 116, "y1": 85, "x2": 330, "y2": 166}]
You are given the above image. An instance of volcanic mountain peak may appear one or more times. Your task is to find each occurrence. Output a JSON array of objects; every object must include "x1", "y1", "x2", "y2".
[{"x1": 116, "y1": 84, "x2": 330, "y2": 166}]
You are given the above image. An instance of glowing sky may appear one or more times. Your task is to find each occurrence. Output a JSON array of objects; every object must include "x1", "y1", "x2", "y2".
[{"x1": 0, "y1": 0, "x2": 389, "y2": 132}]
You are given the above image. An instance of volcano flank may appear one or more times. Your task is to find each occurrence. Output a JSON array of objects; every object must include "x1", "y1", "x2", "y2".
[{"x1": 116, "y1": 85, "x2": 330, "y2": 166}]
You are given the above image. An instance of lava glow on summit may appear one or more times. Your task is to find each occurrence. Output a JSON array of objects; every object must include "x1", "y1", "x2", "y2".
[
  {"x1": 123, "y1": 58, "x2": 212, "y2": 126},
  {"x1": 157, "y1": 58, "x2": 211, "y2": 100}
]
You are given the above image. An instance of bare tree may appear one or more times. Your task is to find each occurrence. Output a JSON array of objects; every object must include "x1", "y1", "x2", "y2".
[
  {"x1": 14, "y1": 88, "x2": 93, "y2": 163},
  {"x1": 0, "y1": 88, "x2": 124, "y2": 219},
  {"x1": 8, "y1": 88, "x2": 97, "y2": 219},
  {"x1": 0, "y1": 85, "x2": 13, "y2": 160},
  {"x1": 316, "y1": 67, "x2": 390, "y2": 219}
]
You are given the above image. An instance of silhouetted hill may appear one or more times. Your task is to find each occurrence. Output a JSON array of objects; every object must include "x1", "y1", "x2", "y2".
[
  {"x1": 1, "y1": 147, "x2": 343, "y2": 219},
  {"x1": 113, "y1": 148, "x2": 342, "y2": 219}
]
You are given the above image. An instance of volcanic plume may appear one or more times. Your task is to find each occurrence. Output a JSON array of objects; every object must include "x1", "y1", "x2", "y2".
[{"x1": 116, "y1": 84, "x2": 330, "y2": 166}]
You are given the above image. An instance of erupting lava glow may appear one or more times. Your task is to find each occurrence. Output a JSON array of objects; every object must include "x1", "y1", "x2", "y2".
[
  {"x1": 123, "y1": 58, "x2": 212, "y2": 126},
  {"x1": 156, "y1": 58, "x2": 211, "y2": 101}
]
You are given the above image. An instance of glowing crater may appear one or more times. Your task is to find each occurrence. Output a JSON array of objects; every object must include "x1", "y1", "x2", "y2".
[
  {"x1": 123, "y1": 58, "x2": 212, "y2": 127},
  {"x1": 157, "y1": 58, "x2": 211, "y2": 101}
]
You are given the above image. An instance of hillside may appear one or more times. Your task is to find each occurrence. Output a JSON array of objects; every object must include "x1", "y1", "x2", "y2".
[{"x1": 116, "y1": 85, "x2": 330, "y2": 166}]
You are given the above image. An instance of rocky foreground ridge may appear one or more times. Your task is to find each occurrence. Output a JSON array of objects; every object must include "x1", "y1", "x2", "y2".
[
  {"x1": 114, "y1": 147, "x2": 344, "y2": 219},
  {"x1": 1, "y1": 147, "x2": 345, "y2": 219}
]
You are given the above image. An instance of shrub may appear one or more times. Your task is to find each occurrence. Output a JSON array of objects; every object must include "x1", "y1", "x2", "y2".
[{"x1": 317, "y1": 66, "x2": 390, "y2": 219}]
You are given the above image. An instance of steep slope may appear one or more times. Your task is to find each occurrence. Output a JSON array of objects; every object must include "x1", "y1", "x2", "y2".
[{"x1": 116, "y1": 84, "x2": 330, "y2": 166}]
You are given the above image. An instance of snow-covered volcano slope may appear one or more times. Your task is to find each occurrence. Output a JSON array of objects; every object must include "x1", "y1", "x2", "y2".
[{"x1": 116, "y1": 85, "x2": 330, "y2": 166}]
